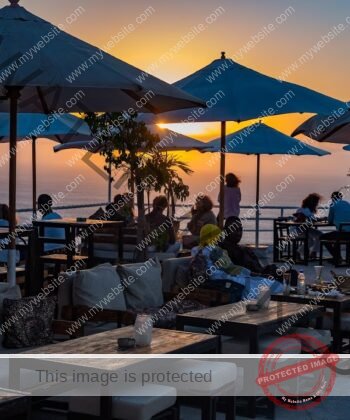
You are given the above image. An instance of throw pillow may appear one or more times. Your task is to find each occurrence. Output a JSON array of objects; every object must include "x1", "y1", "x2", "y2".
[
  {"x1": 118, "y1": 259, "x2": 163, "y2": 310},
  {"x1": 73, "y1": 263, "x2": 126, "y2": 311},
  {"x1": 0, "y1": 286, "x2": 21, "y2": 323},
  {"x1": 2, "y1": 296, "x2": 56, "y2": 348}
]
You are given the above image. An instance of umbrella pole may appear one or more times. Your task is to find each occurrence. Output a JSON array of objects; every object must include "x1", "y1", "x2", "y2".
[
  {"x1": 255, "y1": 154, "x2": 261, "y2": 248},
  {"x1": 7, "y1": 87, "x2": 20, "y2": 286},
  {"x1": 218, "y1": 121, "x2": 226, "y2": 229},
  {"x1": 108, "y1": 160, "x2": 112, "y2": 202},
  {"x1": 32, "y1": 137, "x2": 37, "y2": 218}
]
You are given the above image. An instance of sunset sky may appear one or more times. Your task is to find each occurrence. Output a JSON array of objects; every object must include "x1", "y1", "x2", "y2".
[{"x1": 1, "y1": 0, "x2": 350, "y2": 211}]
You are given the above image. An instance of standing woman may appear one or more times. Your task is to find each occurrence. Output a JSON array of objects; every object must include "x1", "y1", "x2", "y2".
[{"x1": 219, "y1": 173, "x2": 243, "y2": 244}]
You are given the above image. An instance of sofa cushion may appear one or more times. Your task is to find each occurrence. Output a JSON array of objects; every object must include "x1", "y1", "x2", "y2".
[
  {"x1": 0, "y1": 284, "x2": 21, "y2": 323},
  {"x1": 2, "y1": 296, "x2": 56, "y2": 349},
  {"x1": 118, "y1": 259, "x2": 163, "y2": 310},
  {"x1": 161, "y1": 257, "x2": 191, "y2": 293},
  {"x1": 73, "y1": 263, "x2": 126, "y2": 311}
]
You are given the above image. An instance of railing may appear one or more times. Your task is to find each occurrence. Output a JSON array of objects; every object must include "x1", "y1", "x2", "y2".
[{"x1": 17, "y1": 202, "x2": 331, "y2": 236}]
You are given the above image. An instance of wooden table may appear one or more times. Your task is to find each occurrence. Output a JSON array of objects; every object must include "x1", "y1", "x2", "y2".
[
  {"x1": 12, "y1": 327, "x2": 220, "y2": 420},
  {"x1": 0, "y1": 388, "x2": 31, "y2": 419},
  {"x1": 272, "y1": 292, "x2": 350, "y2": 353},
  {"x1": 273, "y1": 219, "x2": 333, "y2": 264},
  {"x1": 33, "y1": 218, "x2": 124, "y2": 266},
  {"x1": 176, "y1": 301, "x2": 323, "y2": 354}
]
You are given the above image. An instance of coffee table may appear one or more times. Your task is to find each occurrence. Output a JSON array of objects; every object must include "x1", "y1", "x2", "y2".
[
  {"x1": 272, "y1": 292, "x2": 350, "y2": 353},
  {"x1": 10, "y1": 327, "x2": 220, "y2": 420},
  {"x1": 176, "y1": 301, "x2": 323, "y2": 353}
]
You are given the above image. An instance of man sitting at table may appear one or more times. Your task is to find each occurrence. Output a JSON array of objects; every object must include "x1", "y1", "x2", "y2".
[
  {"x1": 38, "y1": 194, "x2": 65, "y2": 252},
  {"x1": 321, "y1": 191, "x2": 350, "y2": 262}
]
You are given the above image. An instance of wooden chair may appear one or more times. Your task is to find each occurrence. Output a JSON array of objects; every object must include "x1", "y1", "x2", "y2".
[
  {"x1": 273, "y1": 218, "x2": 309, "y2": 264},
  {"x1": 320, "y1": 223, "x2": 350, "y2": 267}
]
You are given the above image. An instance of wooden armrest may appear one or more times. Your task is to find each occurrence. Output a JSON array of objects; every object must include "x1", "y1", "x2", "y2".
[{"x1": 52, "y1": 320, "x2": 84, "y2": 338}]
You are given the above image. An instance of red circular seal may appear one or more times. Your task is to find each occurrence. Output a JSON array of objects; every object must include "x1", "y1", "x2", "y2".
[{"x1": 256, "y1": 333, "x2": 339, "y2": 410}]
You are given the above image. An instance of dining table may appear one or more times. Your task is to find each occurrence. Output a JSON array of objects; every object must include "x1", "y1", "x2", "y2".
[
  {"x1": 33, "y1": 218, "x2": 125, "y2": 267},
  {"x1": 272, "y1": 292, "x2": 350, "y2": 353},
  {"x1": 273, "y1": 218, "x2": 334, "y2": 264}
]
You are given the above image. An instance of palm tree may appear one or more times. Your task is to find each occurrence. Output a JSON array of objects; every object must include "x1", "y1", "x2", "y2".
[{"x1": 144, "y1": 152, "x2": 193, "y2": 216}]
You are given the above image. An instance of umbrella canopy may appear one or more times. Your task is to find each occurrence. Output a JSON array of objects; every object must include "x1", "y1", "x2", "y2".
[
  {"x1": 53, "y1": 127, "x2": 209, "y2": 201},
  {"x1": 207, "y1": 123, "x2": 331, "y2": 155},
  {"x1": 0, "y1": 113, "x2": 90, "y2": 139},
  {"x1": 141, "y1": 52, "x2": 345, "y2": 227},
  {"x1": 0, "y1": 113, "x2": 90, "y2": 215},
  {"x1": 53, "y1": 125, "x2": 209, "y2": 153},
  {"x1": 144, "y1": 55, "x2": 345, "y2": 124},
  {"x1": 207, "y1": 123, "x2": 330, "y2": 246},
  {"x1": 292, "y1": 109, "x2": 350, "y2": 144},
  {"x1": 0, "y1": 2, "x2": 205, "y2": 114},
  {"x1": 0, "y1": 0, "x2": 205, "y2": 286}
]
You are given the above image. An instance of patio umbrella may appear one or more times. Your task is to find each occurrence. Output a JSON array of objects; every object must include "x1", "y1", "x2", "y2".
[
  {"x1": 0, "y1": 113, "x2": 90, "y2": 215},
  {"x1": 141, "y1": 52, "x2": 346, "y2": 227},
  {"x1": 207, "y1": 123, "x2": 330, "y2": 247},
  {"x1": 53, "y1": 127, "x2": 209, "y2": 201},
  {"x1": 292, "y1": 107, "x2": 350, "y2": 143},
  {"x1": 0, "y1": 0, "x2": 205, "y2": 285}
]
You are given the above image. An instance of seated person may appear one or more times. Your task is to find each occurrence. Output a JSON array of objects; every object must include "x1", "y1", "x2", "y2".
[
  {"x1": 145, "y1": 196, "x2": 180, "y2": 254},
  {"x1": 293, "y1": 193, "x2": 322, "y2": 258},
  {"x1": 0, "y1": 204, "x2": 19, "y2": 264},
  {"x1": 191, "y1": 224, "x2": 283, "y2": 300},
  {"x1": 220, "y1": 218, "x2": 279, "y2": 278},
  {"x1": 321, "y1": 191, "x2": 350, "y2": 261},
  {"x1": 106, "y1": 193, "x2": 135, "y2": 225},
  {"x1": 38, "y1": 194, "x2": 65, "y2": 252},
  {"x1": 186, "y1": 194, "x2": 217, "y2": 247}
]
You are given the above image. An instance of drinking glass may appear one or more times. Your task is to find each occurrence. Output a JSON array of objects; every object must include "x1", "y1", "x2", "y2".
[
  {"x1": 314, "y1": 266, "x2": 323, "y2": 284},
  {"x1": 134, "y1": 314, "x2": 153, "y2": 347},
  {"x1": 283, "y1": 273, "x2": 291, "y2": 295}
]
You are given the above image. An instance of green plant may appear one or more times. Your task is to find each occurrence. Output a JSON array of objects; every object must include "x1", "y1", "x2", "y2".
[
  {"x1": 144, "y1": 152, "x2": 193, "y2": 216},
  {"x1": 84, "y1": 112, "x2": 159, "y2": 260}
]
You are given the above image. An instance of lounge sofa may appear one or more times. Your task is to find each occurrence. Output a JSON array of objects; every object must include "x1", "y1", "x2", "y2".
[{"x1": 57, "y1": 258, "x2": 229, "y2": 335}]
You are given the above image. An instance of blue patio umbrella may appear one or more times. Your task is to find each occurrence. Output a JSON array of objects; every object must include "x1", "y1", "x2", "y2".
[
  {"x1": 292, "y1": 106, "x2": 350, "y2": 144},
  {"x1": 207, "y1": 123, "x2": 330, "y2": 247},
  {"x1": 0, "y1": 113, "x2": 90, "y2": 215},
  {"x1": 141, "y1": 52, "x2": 346, "y2": 227}
]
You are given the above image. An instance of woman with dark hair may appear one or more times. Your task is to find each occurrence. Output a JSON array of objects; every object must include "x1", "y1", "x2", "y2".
[
  {"x1": 294, "y1": 193, "x2": 322, "y2": 258},
  {"x1": 187, "y1": 195, "x2": 217, "y2": 236},
  {"x1": 146, "y1": 195, "x2": 180, "y2": 253},
  {"x1": 219, "y1": 173, "x2": 241, "y2": 219}
]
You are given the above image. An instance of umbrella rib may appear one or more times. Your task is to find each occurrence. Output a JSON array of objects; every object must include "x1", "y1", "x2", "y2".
[
  {"x1": 36, "y1": 86, "x2": 51, "y2": 114},
  {"x1": 121, "y1": 89, "x2": 160, "y2": 114}
]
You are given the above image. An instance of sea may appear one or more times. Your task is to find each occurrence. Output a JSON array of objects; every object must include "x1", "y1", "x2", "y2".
[{"x1": 0, "y1": 140, "x2": 349, "y2": 245}]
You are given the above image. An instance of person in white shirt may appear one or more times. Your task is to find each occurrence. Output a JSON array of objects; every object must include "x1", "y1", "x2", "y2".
[
  {"x1": 219, "y1": 173, "x2": 241, "y2": 218},
  {"x1": 218, "y1": 173, "x2": 242, "y2": 243}
]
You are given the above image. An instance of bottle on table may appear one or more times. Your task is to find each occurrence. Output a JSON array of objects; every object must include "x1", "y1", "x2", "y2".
[{"x1": 297, "y1": 270, "x2": 306, "y2": 295}]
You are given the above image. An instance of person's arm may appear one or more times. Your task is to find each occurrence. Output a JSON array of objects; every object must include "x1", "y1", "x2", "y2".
[
  {"x1": 328, "y1": 206, "x2": 335, "y2": 225},
  {"x1": 167, "y1": 218, "x2": 176, "y2": 244}
]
